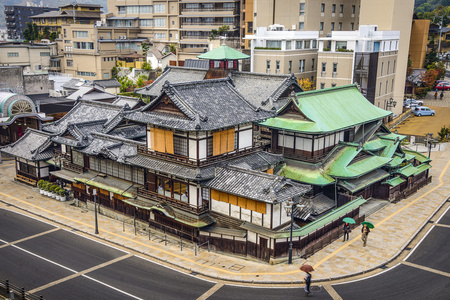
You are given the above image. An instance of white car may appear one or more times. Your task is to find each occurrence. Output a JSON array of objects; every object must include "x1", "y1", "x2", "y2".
[{"x1": 403, "y1": 99, "x2": 423, "y2": 108}]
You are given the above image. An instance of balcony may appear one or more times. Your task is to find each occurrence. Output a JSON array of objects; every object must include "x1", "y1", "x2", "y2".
[
  {"x1": 6, "y1": 23, "x2": 16, "y2": 28},
  {"x1": 6, "y1": 16, "x2": 15, "y2": 21},
  {"x1": 63, "y1": 161, "x2": 84, "y2": 174},
  {"x1": 137, "y1": 145, "x2": 262, "y2": 168},
  {"x1": 180, "y1": 34, "x2": 209, "y2": 40},
  {"x1": 137, "y1": 187, "x2": 209, "y2": 215}
]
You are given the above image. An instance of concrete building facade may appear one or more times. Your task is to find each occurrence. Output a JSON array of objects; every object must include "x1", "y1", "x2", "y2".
[
  {"x1": 316, "y1": 25, "x2": 399, "y2": 110},
  {"x1": 0, "y1": 42, "x2": 52, "y2": 74},
  {"x1": 409, "y1": 17, "x2": 430, "y2": 69}
]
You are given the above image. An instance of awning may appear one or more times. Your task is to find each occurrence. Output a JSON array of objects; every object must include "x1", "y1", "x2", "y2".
[
  {"x1": 338, "y1": 169, "x2": 390, "y2": 193},
  {"x1": 74, "y1": 171, "x2": 138, "y2": 198},
  {"x1": 394, "y1": 164, "x2": 418, "y2": 177},
  {"x1": 382, "y1": 176, "x2": 406, "y2": 187},
  {"x1": 50, "y1": 169, "x2": 78, "y2": 183}
]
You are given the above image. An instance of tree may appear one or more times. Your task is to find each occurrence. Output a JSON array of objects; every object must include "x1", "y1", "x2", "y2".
[
  {"x1": 43, "y1": 26, "x2": 50, "y2": 39},
  {"x1": 141, "y1": 42, "x2": 150, "y2": 57},
  {"x1": 32, "y1": 23, "x2": 39, "y2": 41},
  {"x1": 49, "y1": 32, "x2": 57, "y2": 41},
  {"x1": 169, "y1": 43, "x2": 177, "y2": 54},
  {"x1": 297, "y1": 78, "x2": 314, "y2": 91},
  {"x1": 210, "y1": 25, "x2": 230, "y2": 40}
]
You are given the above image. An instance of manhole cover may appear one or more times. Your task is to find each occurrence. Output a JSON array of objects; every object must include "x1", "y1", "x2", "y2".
[
  {"x1": 26, "y1": 196, "x2": 33, "y2": 199},
  {"x1": 310, "y1": 286, "x2": 321, "y2": 292}
]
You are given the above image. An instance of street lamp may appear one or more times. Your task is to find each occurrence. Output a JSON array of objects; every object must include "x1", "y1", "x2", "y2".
[
  {"x1": 284, "y1": 198, "x2": 305, "y2": 264},
  {"x1": 424, "y1": 133, "x2": 437, "y2": 178},
  {"x1": 385, "y1": 97, "x2": 397, "y2": 111},
  {"x1": 93, "y1": 189, "x2": 99, "y2": 234}
]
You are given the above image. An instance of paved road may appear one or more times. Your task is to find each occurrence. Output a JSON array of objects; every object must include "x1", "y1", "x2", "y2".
[{"x1": 1, "y1": 207, "x2": 450, "y2": 299}]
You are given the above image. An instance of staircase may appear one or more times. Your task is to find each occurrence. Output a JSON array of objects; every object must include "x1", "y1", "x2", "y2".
[{"x1": 359, "y1": 198, "x2": 389, "y2": 217}]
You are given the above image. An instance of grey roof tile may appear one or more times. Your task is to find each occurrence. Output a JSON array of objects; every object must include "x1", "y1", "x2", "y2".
[{"x1": 0, "y1": 128, "x2": 54, "y2": 161}]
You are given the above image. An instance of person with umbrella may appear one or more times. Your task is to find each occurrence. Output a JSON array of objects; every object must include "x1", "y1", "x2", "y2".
[
  {"x1": 361, "y1": 221, "x2": 374, "y2": 247},
  {"x1": 342, "y1": 217, "x2": 355, "y2": 241},
  {"x1": 300, "y1": 264, "x2": 314, "y2": 295}
]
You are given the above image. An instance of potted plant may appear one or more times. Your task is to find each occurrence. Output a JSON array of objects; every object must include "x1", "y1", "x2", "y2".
[
  {"x1": 43, "y1": 182, "x2": 50, "y2": 196},
  {"x1": 58, "y1": 188, "x2": 66, "y2": 202},
  {"x1": 55, "y1": 187, "x2": 61, "y2": 201},
  {"x1": 38, "y1": 180, "x2": 45, "y2": 194},
  {"x1": 50, "y1": 184, "x2": 58, "y2": 198}
]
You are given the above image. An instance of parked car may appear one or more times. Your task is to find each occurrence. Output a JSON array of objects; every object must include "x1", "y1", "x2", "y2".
[
  {"x1": 403, "y1": 98, "x2": 423, "y2": 108},
  {"x1": 433, "y1": 80, "x2": 448, "y2": 88},
  {"x1": 413, "y1": 106, "x2": 435, "y2": 117},
  {"x1": 435, "y1": 82, "x2": 450, "y2": 90}
]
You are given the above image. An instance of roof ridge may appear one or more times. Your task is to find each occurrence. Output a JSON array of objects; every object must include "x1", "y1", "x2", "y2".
[{"x1": 90, "y1": 132, "x2": 145, "y2": 146}]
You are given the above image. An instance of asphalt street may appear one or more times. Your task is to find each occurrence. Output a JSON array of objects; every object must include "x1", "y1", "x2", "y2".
[{"x1": 1, "y1": 206, "x2": 450, "y2": 299}]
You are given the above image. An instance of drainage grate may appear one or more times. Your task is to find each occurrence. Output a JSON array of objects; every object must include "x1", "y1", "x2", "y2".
[
  {"x1": 380, "y1": 266, "x2": 388, "y2": 269},
  {"x1": 428, "y1": 220, "x2": 434, "y2": 223},
  {"x1": 190, "y1": 272, "x2": 198, "y2": 276},
  {"x1": 405, "y1": 247, "x2": 412, "y2": 251}
]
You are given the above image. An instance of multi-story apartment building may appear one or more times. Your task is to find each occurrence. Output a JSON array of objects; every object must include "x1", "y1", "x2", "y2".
[
  {"x1": 106, "y1": 0, "x2": 241, "y2": 59},
  {"x1": 243, "y1": 0, "x2": 360, "y2": 48},
  {"x1": 30, "y1": 4, "x2": 102, "y2": 35},
  {"x1": 246, "y1": 25, "x2": 318, "y2": 82},
  {"x1": 54, "y1": 22, "x2": 148, "y2": 80},
  {"x1": 359, "y1": 0, "x2": 414, "y2": 119},
  {"x1": 316, "y1": 25, "x2": 399, "y2": 109},
  {"x1": 0, "y1": 42, "x2": 52, "y2": 74},
  {"x1": 4, "y1": 5, "x2": 58, "y2": 40}
]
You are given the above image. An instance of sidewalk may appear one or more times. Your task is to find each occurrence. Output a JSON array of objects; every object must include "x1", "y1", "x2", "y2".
[{"x1": 0, "y1": 148, "x2": 449, "y2": 284}]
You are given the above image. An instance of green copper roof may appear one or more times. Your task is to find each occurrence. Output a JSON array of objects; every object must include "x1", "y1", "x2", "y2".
[
  {"x1": 387, "y1": 155, "x2": 405, "y2": 168},
  {"x1": 394, "y1": 164, "x2": 418, "y2": 177},
  {"x1": 383, "y1": 176, "x2": 406, "y2": 187},
  {"x1": 339, "y1": 169, "x2": 390, "y2": 193},
  {"x1": 260, "y1": 85, "x2": 392, "y2": 134},
  {"x1": 414, "y1": 163, "x2": 431, "y2": 176},
  {"x1": 74, "y1": 177, "x2": 136, "y2": 198},
  {"x1": 197, "y1": 44, "x2": 250, "y2": 60},
  {"x1": 280, "y1": 162, "x2": 335, "y2": 186},
  {"x1": 403, "y1": 149, "x2": 431, "y2": 164}
]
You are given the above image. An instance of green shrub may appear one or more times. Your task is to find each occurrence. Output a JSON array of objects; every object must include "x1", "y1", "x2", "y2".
[
  {"x1": 57, "y1": 188, "x2": 66, "y2": 197},
  {"x1": 38, "y1": 180, "x2": 45, "y2": 189}
]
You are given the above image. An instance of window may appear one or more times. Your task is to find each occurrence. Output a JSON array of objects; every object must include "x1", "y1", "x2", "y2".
[
  {"x1": 320, "y1": 83, "x2": 325, "y2": 89},
  {"x1": 103, "y1": 72, "x2": 109, "y2": 79},
  {"x1": 321, "y1": 3, "x2": 325, "y2": 12},
  {"x1": 172, "y1": 21, "x2": 175, "y2": 25},
  {"x1": 74, "y1": 31, "x2": 88, "y2": 38},
  {"x1": 35, "y1": 65, "x2": 42, "y2": 70},
  {"x1": 352, "y1": 5, "x2": 356, "y2": 14},
  {"x1": 276, "y1": 60, "x2": 280, "y2": 70},
  {"x1": 299, "y1": 59, "x2": 305, "y2": 72},
  {"x1": 340, "y1": 4, "x2": 344, "y2": 13},
  {"x1": 312, "y1": 40, "x2": 317, "y2": 48},
  {"x1": 393, "y1": 60, "x2": 396, "y2": 73},
  {"x1": 267, "y1": 40, "x2": 281, "y2": 48},
  {"x1": 64, "y1": 29, "x2": 67, "y2": 38},
  {"x1": 7, "y1": 52, "x2": 19, "y2": 57},
  {"x1": 154, "y1": 18, "x2": 166, "y2": 27},
  {"x1": 336, "y1": 41, "x2": 347, "y2": 50},
  {"x1": 67, "y1": 60, "x2": 73, "y2": 67},
  {"x1": 332, "y1": 4, "x2": 336, "y2": 13},
  {"x1": 385, "y1": 80, "x2": 388, "y2": 94},
  {"x1": 381, "y1": 62, "x2": 384, "y2": 76},
  {"x1": 311, "y1": 58, "x2": 315, "y2": 70},
  {"x1": 331, "y1": 22, "x2": 335, "y2": 31},
  {"x1": 295, "y1": 40, "x2": 303, "y2": 49},
  {"x1": 299, "y1": 22, "x2": 304, "y2": 30},
  {"x1": 332, "y1": 83, "x2": 336, "y2": 87},
  {"x1": 304, "y1": 40, "x2": 310, "y2": 48},
  {"x1": 288, "y1": 61, "x2": 292, "y2": 73},
  {"x1": 76, "y1": 71, "x2": 96, "y2": 77},
  {"x1": 266, "y1": 60, "x2": 270, "y2": 72},
  {"x1": 286, "y1": 41, "x2": 291, "y2": 50},
  {"x1": 338, "y1": 22, "x2": 342, "y2": 30},
  {"x1": 333, "y1": 63, "x2": 337, "y2": 72},
  {"x1": 202, "y1": 188, "x2": 210, "y2": 201},
  {"x1": 379, "y1": 82, "x2": 382, "y2": 96},
  {"x1": 65, "y1": 53, "x2": 72, "y2": 58},
  {"x1": 351, "y1": 23, "x2": 354, "y2": 30},
  {"x1": 74, "y1": 42, "x2": 94, "y2": 50},
  {"x1": 139, "y1": 19, "x2": 153, "y2": 27},
  {"x1": 299, "y1": 3, "x2": 305, "y2": 15},
  {"x1": 64, "y1": 40, "x2": 71, "y2": 44},
  {"x1": 140, "y1": 5, "x2": 153, "y2": 13},
  {"x1": 224, "y1": 17, "x2": 234, "y2": 25},
  {"x1": 65, "y1": 46, "x2": 72, "y2": 51},
  {"x1": 173, "y1": 135, "x2": 188, "y2": 156},
  {"x1": 322, "y1": 62, "x2": 326, "y2": 72},
  {"x1": 40, "y1": 52, "x2": 50, "y2": 56},
  {"x1": 154, "y1": 33, "x2": 166, "y2": 39},
  {"x1": 320, "y1": 22, "x2": 324, "y2": 31},
  {"x1": 154, "y1": 4, "x2": 165, "y2": 13},
  {"x1": 391, "y1": 79, "x2": 394, "y2": 92},
  {"x1": 387, "y1": 61, "x2": 390, "y2": 74}
]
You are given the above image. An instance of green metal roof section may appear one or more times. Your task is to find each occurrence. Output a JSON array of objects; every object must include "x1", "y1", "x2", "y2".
[
  {"x1": 74, "y1": 177, "x2": 136, "y2": 198},
  {"x1": 383, "y1": 176, "x2": 406, "y2": 187},
  {"x1": 197, "y1": 44, "x2": 250, "y2": 60},
  {"x1": 363, "y1": 138, "x2": 387, "y2": 152},
  {"x1": 387, "y1": 155, "x2": 405, "y2": 168},
  {"x1": 260, "y1": 85, "x2": 391, "y2": 134},
  {"x1": 393, "y1": 163, "x2": 418, "y2": 177},
  {"x1": 404, "y1": 152, "x2": 416, "y2": 161},
  {"x1": 280, "y1": 163, "x2": 335, "y2": 186},
  {"x1": 403, "y1": 149, "x2": 431, "y2": 163},
  {"x1": 294, "y1": 196, "x2": 367, "y2": 237},
  {"x1": 414, "y1": 163, "x2": 431, "y2": 176},
  {"x1": 339, "y1": 169, "x2": 390, "y2": 193}
]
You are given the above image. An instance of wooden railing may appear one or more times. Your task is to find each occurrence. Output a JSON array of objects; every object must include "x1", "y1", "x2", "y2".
[
  {"x1": 137, "y1": 187, "x2": 209, "y2": 215},
  {"x1": 54, "y1": 149, "x2": 71, "y2": 160},
  {"x1": 15, "y1": 174, "x2": 37, "y2": 186},
  {"x1": 63, "y1": 161, "x2": 84, "y2": 174},
  {"x1": 137, "y1": 145, "x2": 262, "y2": 167}
]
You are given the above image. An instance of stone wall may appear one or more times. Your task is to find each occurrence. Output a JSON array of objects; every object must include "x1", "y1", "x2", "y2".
[
  {"x1": 23, "y1": 74, "x2": 50, "y2": 95},
  {"x1": 0, "y1": 66, "x2": 24, "y2": 93}
]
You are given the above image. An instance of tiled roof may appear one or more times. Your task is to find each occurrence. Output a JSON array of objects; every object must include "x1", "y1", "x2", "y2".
[
  {"x1": 134, "y1": 67, "x2": 302, "y2": 110},
  {"x1": 204, "y1": 165, "x2": 311, "y2": 203},
  {"x1": 42, "y1": 100, "x2": 124, "y2": 134},
  {"x1": 126, "y1": 78, "x2": 274, "y2": 131},
  {"x1": 92, "y1": 79, "x2": 121, "y2": 88},
  {"x1": 112, "y1": 96, "x2": 143, "y2": 109},
  {"x1": 0, "y1": 128, "x2": 54, "y2": 161},
  {"x1": 51, "y1": 120, "x2": 106, "y2": 147},
  {"x1": 184, "y1": 59, "x2": 209, "y2": 69},
  {"x1": 62, "y1": 78, "x2": 86, "y2": 90}
]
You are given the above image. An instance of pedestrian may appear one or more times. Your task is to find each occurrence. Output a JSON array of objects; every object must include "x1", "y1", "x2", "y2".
[
  {"x1": 361, "y1": 224, "x2": 370, "y2": 247},
  {"x1": 434, "y1": 90, "x2": 438, "y2": 99},
  {"x1": 304, "y1": 271, "x2": 312, "y2": 295},
  {"x1": 343, "y1": 222, "x2": 351, "y2": 241},
  {"x1": 440, "y1": 91, "x2": 444, "y2": 100}
]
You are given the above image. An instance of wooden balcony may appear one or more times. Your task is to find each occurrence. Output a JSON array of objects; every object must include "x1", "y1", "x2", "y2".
[
  {"x1": 137, "y1": 145, "x2": 263, "y2": 168},
  {"x1": 137, "y1": 187, "x2": 209, "y2": 215},
  {"x1": 63, "y1": 161, "x2": 84, "y2": 174},
  {"x1": 54, "y1": 149, "x2": 71, "y2": 160}
]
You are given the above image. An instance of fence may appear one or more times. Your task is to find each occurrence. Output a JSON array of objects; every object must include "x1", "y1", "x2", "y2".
[{"x1": 0, "y1": 279, "x2": 43, "y2": 300}]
